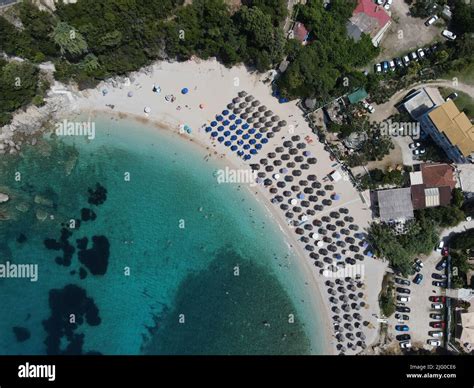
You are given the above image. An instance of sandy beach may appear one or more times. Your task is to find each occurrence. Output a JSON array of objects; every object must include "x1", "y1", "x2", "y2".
[{"x1": 58, "y1": 58, "x2": 387, "y2": 354}]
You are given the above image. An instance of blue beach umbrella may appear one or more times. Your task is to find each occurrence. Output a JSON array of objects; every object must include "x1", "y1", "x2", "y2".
[
  {"x1": 335, "y1": 254, "x2": 342, "y2": 260},
  {"x1": 218, "y1": 136, "x2": 224, "y2": 142},
  {"x1": 250, "y1": 149, "x2": 257, "y2": 155},
  {"x1": 244, "y1": 154, "x2": 251, "y2": 160},
  {"x1": 237, "y1": 150, "x2": 244, "y2": 156},
  {"x1": 224, "y1": 131, "x2": 230, "y2": 137},
  {"x1": 366, "y1": 251, "x2": 373, "y2": 257},
  {"x1": 231, "y1": 145, "x2": 238, "y2": 151},
  {"x1": 211, "y1": 121, "x2": 217, "y2": 127},
  {"x1": 230, "y1": 124, "x2": 237, "y2": 130},
  {"x1": 181, "y1": 88, "x2": 189, "y2": 94},
  {"x1": 243, "y1": 144, "x2": 250, "y2": 150},
  {"x1": 223, "y1": 120, "x2": 230, "y2": 126},
  {"x1": 216, "y1": 115, "x2": 223, "y2": 121},
  {"x1": 255, "y1": 133, "x2": 262, "y2": 139},
  {"x1": 249, "y1": 139, "x2": 256, "y2": 145},
  {"x1": 231, "y1": 135, "x2": 237, "y2": 141},
  {"x1": 225, "y1": 141, "x2": 231, "y2": 146},
  {"x1": 281, "y1": 168, "x2": 288, "y2": 174},
  {"x1": 211, "y1": 131, "x2": 218, "y2": 137},
  {"x1": 255, "y1": 144, "x2": 262, "y2": 150},
  {"x1": 297, "y1": 193, "x2": 305, "y2": 200},
  {"x1": 236, "y1": 119, "x2": 242, "y2": 125},
  {"x1": 243, "y1": 134, "x2": 250, "y2": 140},
  {"x1": 303, "y1": 151, "x2": 312, "y2": 157},
  {"x1": 218, "y1": 125, "x2": 224, "y2": 131},
  {"x1": 236, "y1": 129, "x2": 243, "y2": 135},
  {"x1": 237, "y1": 140, "x2": 244, "y2": 145},
  {"x1": 242, "y1": 123, "x2": 250, "y2": 129},
  {"x1": 205, "y1": 127, "x2": 212, "y2": 133},
  {"x1": 249, "y1": 128, "x2": 256, "y2": 134},
  {"x1": 335, "y1": 233, "x2": 341, "y2": 239},
  {"x1": 229, "y1": 114, "x2": 236, "y2": 120},
  {"x1": 222, "y1": 110, "x2": 229, "y2": 115},
  {"x1": 261, "y1": 138, "x2": 269, "y2": 144},
  {"x1": 333, "y1": 193, "x2": 341, "y2": 200}
]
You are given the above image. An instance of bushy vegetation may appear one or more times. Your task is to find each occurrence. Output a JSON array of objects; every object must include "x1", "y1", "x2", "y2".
[
  {"x1": 379, "y1": 275, "x2": 396, "y2": 317},
  {"x1": 360, "y1": 168, "x2": 407, "y2": 190},
  {"x1": 275, "y1": 0, "x2": 379, "y2": 101},
  {"x1": 0, "y1": 60, "x2": 48, "y2": 126}
]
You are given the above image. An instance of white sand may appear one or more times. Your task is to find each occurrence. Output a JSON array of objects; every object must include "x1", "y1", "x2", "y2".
[{"x1": 71, "y1": 58, "x2": 388, "y2": 355}]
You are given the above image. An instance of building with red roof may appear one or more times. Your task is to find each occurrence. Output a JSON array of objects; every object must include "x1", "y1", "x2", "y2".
[
  {"x1": 346, "y1": 0, "x2": 391, "y2": 46},
  {"x1": 292, "y1": 22, "x2": 310, "y2": 45}
]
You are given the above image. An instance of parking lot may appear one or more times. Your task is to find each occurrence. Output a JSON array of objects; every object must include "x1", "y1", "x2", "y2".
[
  {"x1": 388, "y1": 247, "x2": 449, "y2": 352},
  {"x1": 374, "y1": 0, "x2": 444, "y2": 64}
]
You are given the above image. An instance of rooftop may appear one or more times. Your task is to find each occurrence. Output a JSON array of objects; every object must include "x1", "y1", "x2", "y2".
[
  {"x1": 347, "y1": 0, "x2": 390, "y2": 41},
  {"x1": 428, "y1": 100, "x2": 474, "y2": 157},
  {"x1": 421, "y1": 163, "x2": 456, "y2": 190},
  {"x1": 377, "y1": 187, "x2": 414, "y2": 222},
  {"x1": 401, "y1": 88, "x2": 442, "y2": 120},
  {"x1": 347, "y1": 88, "x2": 368, "y2": 104},
  {"x1": 292, "y1": 22, "x2": 310, "y2": 44}
]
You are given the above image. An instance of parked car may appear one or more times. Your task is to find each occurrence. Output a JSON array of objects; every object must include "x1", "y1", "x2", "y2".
[
  {"x1": 410, "y1": 51, "x2": 418, "y2": 61},
  {"x1": 425, "y1": 15, "x2": 439, "y2": 26},
  {"x1": 376, "y1": 0, "x2": 383, "y2": 4},
  {"x1": 395, "y1": 325, "x2": 410, "y2": 332},
  {"x1": 429, "y1": 330, "x2": 444, "y2": 338},
  {"x1": 441, "y1": 246, "x2": 449, "y2": 257},
  {"x1": 427, "y1": 339, "x2": 441, "y2": 346},
  {"x1": 417, "y1": 48, "x2": 426, "y2": 60},
  {"x1": 432, "y1": 273, "x2": 447, "y2": 280},
  {"x1": 409, "y1": 142, "x2": 421, "y2": 149},
  {"x1": 430, "y1": 313, "x2": 443, "y2": 320},
  {"x1": 415, "y1": 258, "x2": 424, "y2": 268},
  {"x1": 397, "y1": 287, "x2": 411, "y2": 294},
  {"x1": 389, "y1": 60, "x2": 396, "y2": 71},
  {"x1": 397, "y1": 295, "x2": 411, "y2": 302},
  {"x1": 362, "y1": 101, "x2": 375, "y2": 113},
  {"x1": 400, "y1": 341, "x2": 412, "y2": 349},
  {"x1": 432, "y1": 280, "x2": 447, "y2": 288},
  {"x1": 446, "y1": 92, "x2": 458, "y2": 101},
  {"x1": 430, "y1": 296, "x2": 446, "y2": 303},
  {"x1": 384, "y1": 0, "x2": 393, "y2": 10},
  {"x1": 394, "y1": 57, "x2": 403, "y2": 68},
  {"x1": 413, "y1": 274, "x2": 423, "y2": 285},
  {"x1": 402, "y1": 55, "x2": 410, "y2": 66},
  {"x1": 431, "y1": 321, "x2": 446, "y2": 329},
  {"x1": 395, "y1": 278, "x2": 411, "y2": 286},
  {"x1": 382, "y1": 61, "x2": 390, "y2": 72},
  {"x1": 436, "y1": 241, "x2": 445, "y2": 252},
  {"x1": 375, "y1": 63, "x2": 382, "y2": 73},
  {"x1": 432, "y1": 303, "x2": 444, "y2": 310},
  {"x1": 396, "y1": 306, "x2": 411, "y2": 313},
  {"x1": 435, "y1": 258, "x2": 447, "y2": 271},
  {"x1": 396, "y1": 334, "x2": 411, "y2": 341},
  {"x1": 442, "y1": 30, "x2": 457, "y2": 40},
  {"x1": 430, "y1": 44, "x2": 440, "y2": 54}
]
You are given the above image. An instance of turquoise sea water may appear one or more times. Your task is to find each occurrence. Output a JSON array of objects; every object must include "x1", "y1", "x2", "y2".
[{"x1": 0, "y1": 115, "x2": 325, "y2": 355}]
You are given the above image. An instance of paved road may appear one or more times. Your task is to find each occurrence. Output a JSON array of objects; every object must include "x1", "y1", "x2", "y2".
[{"x1": 371, "y1": 79, "x2": 474, "y2": 123}]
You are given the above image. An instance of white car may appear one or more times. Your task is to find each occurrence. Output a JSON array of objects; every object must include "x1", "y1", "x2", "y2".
[
  {"x1": 397, "y1": 296, "x2": 411, "y2": 303},
  {"x1": 389, "y1": 60, "x2": 396, "y2": 71},
  {"x1": 402, "y1": 55, "x2": 410, "y2": 66},
  {"x1": 432, "y1": 303, "x2": 444, "y2": 310},
  {"x1": 410, "y1": 51, "x2": 418, "y2": 61},
  {"x1": 428, "y1": 339, "x2": 441, "y2": 346},
  {"x1": 430, "y1": 331, "x2": 444, "y2": 338},
  {"x1": 425, "y1": 15, "x2": 439, "y2": 26},
  {"x1": 375, "y1": 63, "x2": 382, "y2": 73},
  {"x1": 400, "y1": 341, "x2": 412, "y2": 349},
  {"x1": 417, "y1": 48, "x2": 426, "y2": 60},
  {"x1": 436, "y1": 240, "x2": 445, "y2": 252},
  {"x1": 376, "y1": 0, "x2": 383, "y2": 4},
  {"x1": 363, "y1": 101, "x2": 375, "y2": 113},
  {"x1": 409, "y1": 142, "x2": 421, "y2": 149},
  {"x1": 384, "y1": 0, "x2": 393, "y2": 10},
  {"x1": 442, "y1": 30, "x2": 457, "y2": 41}
]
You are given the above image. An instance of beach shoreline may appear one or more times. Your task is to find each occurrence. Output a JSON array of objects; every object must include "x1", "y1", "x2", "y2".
[{"x1": 6, "y1": 58, "x2": 387, "y2": 355}]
